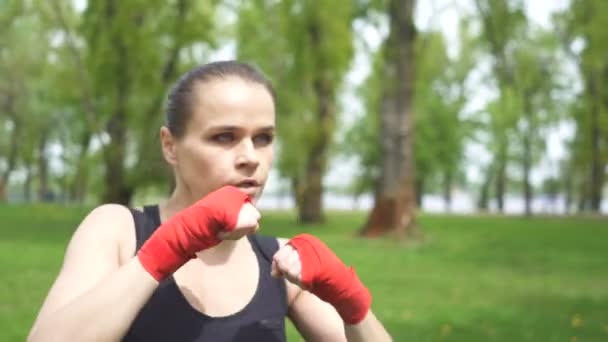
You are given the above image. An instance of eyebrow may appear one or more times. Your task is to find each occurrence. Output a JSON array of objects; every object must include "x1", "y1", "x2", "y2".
[{"x1": 207, "y1": 125, "x2": 275, "y2": 132}]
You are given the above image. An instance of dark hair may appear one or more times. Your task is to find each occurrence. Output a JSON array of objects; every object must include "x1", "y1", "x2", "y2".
[{"x1": 165, "y1": 60, "x2": 276, "y2": 139}]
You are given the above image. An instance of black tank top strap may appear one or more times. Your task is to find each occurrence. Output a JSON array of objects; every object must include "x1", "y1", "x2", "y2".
[
  {"x1": 143, "y1": 205, "x2": 161, "y2": 229},
  {"x1": 249, "y1": 234, "x2": 279, "y2": 263},
  {"x1": 248, "y1": 234, "x2": 287, "y2": 308},
  {"x1": 128, "y1": 205, "x2": 162, "y2": 253}
]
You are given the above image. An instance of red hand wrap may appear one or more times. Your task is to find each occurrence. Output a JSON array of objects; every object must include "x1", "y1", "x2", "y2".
[
  {"x1": 288, "y1": 234, "x2": 372, "y2": 325},
  {"x1": 137, "y1": 186, "x2": 249, "y2": 281}
]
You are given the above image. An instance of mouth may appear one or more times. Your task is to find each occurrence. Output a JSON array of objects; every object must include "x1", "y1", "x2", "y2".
[{"x1": 233, "y1": 179, "x2": 261, "y2": 195}]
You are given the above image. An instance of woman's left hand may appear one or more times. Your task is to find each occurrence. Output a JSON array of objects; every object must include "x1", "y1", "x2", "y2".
[{"x1": 271, "y1": 234, "x2": 371, "y2": 325}]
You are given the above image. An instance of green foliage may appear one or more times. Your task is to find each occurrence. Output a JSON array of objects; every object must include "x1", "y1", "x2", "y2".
[
  {"x1": 1, "y1": 0, "x2": 606, "y2": 209},
  {"x1": 340, "y1": 47, "x2": 383, "y2": 196},
  {"x1": 554, "y1": 0, "x2": 608, "y2": 209},
  {"x1": 472, "y1": 0, "x2": 569, "y2": 210},
  {"x1": 237, "y1": 0, "x2": 355, "y2": 180},
  {"x1": 78, "y1": 1, "x2": 218, "y2": 196},
  {"x1": 0, "y1": 0, "x2": 221, "y2": 202},
  {"x1": 0, "y1": 0, "x2": 62, "y2": 193},
  {"x1": 342, "y1": 19, "x2": 477, "y2": 196}
]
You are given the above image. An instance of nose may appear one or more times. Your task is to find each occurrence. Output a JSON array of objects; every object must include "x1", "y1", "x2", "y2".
[{"x1": 235, "y1": 138, "x2": 260, "y2": 169}]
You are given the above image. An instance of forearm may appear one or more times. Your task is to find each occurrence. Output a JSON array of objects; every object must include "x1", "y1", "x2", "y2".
[
  {"x1": 28, "y1": 257, "x2": 158, "y2": 342},
  {"x1": 344, "y1": 310, "x2": 392, "y2": 342}
]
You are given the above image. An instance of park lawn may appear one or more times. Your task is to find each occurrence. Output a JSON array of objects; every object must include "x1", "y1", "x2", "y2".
[{"x1": 1, "y1": 204, "x2": 607, "y2": 341}]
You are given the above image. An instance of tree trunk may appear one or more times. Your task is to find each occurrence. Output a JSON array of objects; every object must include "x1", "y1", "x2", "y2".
[
  {"x1": 495, "y1": 145, "x2": 506, "y2": 213},
  {"x1": 102, "y1": 9, "x2": 132, "y2": 206},
  {"x1": 294, "y1": 159, "x2": 324, "y2": 223},
  {"x1": 38, "y1": 128, "x2": 50, "y2": 201},
  {"x1": 294, "y1": 94, "x2": 330, "y2": 223},
  {"x1": 475, "y1": 0, "x2": 516, "y2": 215},
  {"x1": 478, "y1": 162, "x2": 494, "y2": 211},
  {"x1": 24, "y1": 163, "x2": 33, "y2": 202},
  {"x1": 70, "y1": 130, "x2": 91, "y2": 202},
  {"x1": 0, "y1": 96, "x2": 19, "y2": 202},
  {"x1": 133, "y1": 0, "x2": 189, "y2": 190},
  {"x1": 293, "y1": 19, "x2": 337, "y2": 224},
  {"x1": 102, "y1": 109, "x2": 131, "y2": 205},
  {"x1": 589, "y1": 76, "x2": 603, "y2": 212},
  {"x1": 443, "y1": 170, "x2": 452, "y2": 213},
  {"x1": 522, "y1": 98, "x2": 533, "y2": 217},
  {"x1": 522, "y1": 137, "x2": 532, "y2": 216},
  {"x1": 360, "y1": 0, "x2": 417, "y2": 239},
  {"x1": 564, "y1": 167, "x2": 573, "y2": 214},
  {"x1": 577, "y1": 178, "x2": 589, "y2": 213},
  {"x1": 415, "y1": 176, "x2": 424, "y2": 208}
]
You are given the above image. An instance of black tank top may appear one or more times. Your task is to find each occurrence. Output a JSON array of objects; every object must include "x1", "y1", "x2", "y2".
[{"x1": 123, "y1": 205, "x2": 288, "y2": 342}]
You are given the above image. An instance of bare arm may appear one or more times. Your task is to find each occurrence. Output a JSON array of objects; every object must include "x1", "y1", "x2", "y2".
[
  {"x1": 288, "y1": 288, "x2": 346, "y2": 341},
  {"x1": 28, "y1": 205, "x2": 158, "y2": 342},
  {"x1": 288, "y1": 288, "x2": 392, "y2": 342},
  {"x1": 29, "y1": 188, "x2": 259, "y2": 342},
  {"x1": 278, "y1": 238, "x2": 392, "y2": 342},
  {"x1": 344, "y1": 310, "x2": 393, "y2": 342}
]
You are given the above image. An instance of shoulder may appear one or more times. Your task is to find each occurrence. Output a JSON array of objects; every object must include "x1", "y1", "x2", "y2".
[
  {"x1": 85, "y1": 203, "x2": 133, "y2": 220},
  {"x1": 76, "y1": 204, "x2": 132, "y2": 237},
  {"x1": 72, "y1": 204, "x2": 136, "y2": 262},
  {"x1": 77, "y1": 204, "x2": 134, "y2": 236},
  {"x1": 27, "y1": 204, "x2": 138, "y2": 335}
]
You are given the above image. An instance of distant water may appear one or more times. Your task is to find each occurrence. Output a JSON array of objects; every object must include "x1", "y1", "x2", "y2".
[
  {"x1": 8, "y1": 188, "x2": 606, "y2": 215},
  {"x1": 257, "y1": 191, "x2": 608, "y2": 215}
]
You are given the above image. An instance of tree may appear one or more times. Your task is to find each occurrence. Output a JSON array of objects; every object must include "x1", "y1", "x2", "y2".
[
  {"x1": 557, "y1": 0, "x2": 608, "y2": 213},
  {"x1": 343, "y1": 14, "x2": 477, "y2": 215},
  {"x1": 474, "y1": 0, "x2": 527, "y2": 213},
  {"x1": 359, "y1": 0, "x2": 417, "y2": 238},
  {"x1": 0, "y1": 0, "x2": 59, "y2": 202},
  {"x1": 237, "y1": 0, "x2": 355, "y2": 223},
  {"x1": 510, "y1": 29, "x2": 561, "y2": 216},
  {"x1": 78, "y1": 0, "x2": 216, "y2": 205}
]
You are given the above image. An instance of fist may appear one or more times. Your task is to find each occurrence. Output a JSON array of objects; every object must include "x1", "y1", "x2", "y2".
[
  {"x1": 271, "y1": 243, "x2": 302, "y2": 286},
  {"x1": 270, "y1": 234, "x2": 372, "y2": 324},
  {"x1": 217, "y1": 202, "x2": 261, "y2": 240}
]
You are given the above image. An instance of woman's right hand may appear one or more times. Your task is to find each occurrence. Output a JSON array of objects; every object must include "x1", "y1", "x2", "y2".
[
  {"x1": 137, "y1": 185, "x2": 259, "y2": 281},
  {"x1": 218, "y1": 201, "x2": 260, "y2": 240}
]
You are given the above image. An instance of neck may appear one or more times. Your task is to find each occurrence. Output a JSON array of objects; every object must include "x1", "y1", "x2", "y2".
[{"x1": 160, "y1": 187, "x2": 245, "y2": 261}]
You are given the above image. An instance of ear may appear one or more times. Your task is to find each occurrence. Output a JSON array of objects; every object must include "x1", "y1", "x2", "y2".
[{"x1": 160, "y1": 126, "x2": 178, "y2": 166}]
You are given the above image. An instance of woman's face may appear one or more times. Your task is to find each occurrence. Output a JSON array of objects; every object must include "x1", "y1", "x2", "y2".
[{"x1": 164, "y1": 77, "x2": 275, "y2": 204}]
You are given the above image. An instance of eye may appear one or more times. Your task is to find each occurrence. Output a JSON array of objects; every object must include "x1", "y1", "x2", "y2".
[
  {"x1": 211, "y1": 132, "x2": 235, "y2": 144},
  {"x1": 253, "y1": 133, "x2": 274, "y2": 146}
]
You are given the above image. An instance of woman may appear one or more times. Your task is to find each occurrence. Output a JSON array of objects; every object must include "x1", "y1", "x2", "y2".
[{"x1": 28, "y1": 61, "x2": 392, "y2": 341}]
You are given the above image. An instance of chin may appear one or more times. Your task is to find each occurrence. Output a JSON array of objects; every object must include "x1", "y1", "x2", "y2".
[
  {"x1": 248, "y1": 192, "x2": 261, "y2": 204},
  {"x1": 250, "y1": 189, "x2": 266, "y2": 205}
]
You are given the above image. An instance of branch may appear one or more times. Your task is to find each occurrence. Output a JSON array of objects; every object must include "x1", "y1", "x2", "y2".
[
  {"x1": 474, "y1": 0, "x2": 515, "y2": 88},
  {"x1": 1, "y1": 95, "x2": 19, "y2": 183},
  {"x1": 144, "y1": 0, "x2": 189, "y2": 122},
  {"x1": 49, "y1": 0, "x2": 101, "y2": 134}
]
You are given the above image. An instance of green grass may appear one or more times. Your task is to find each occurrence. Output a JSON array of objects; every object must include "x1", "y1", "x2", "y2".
[{"x1": 1, "y1": 204, "x2": 607, "y2": 341}]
